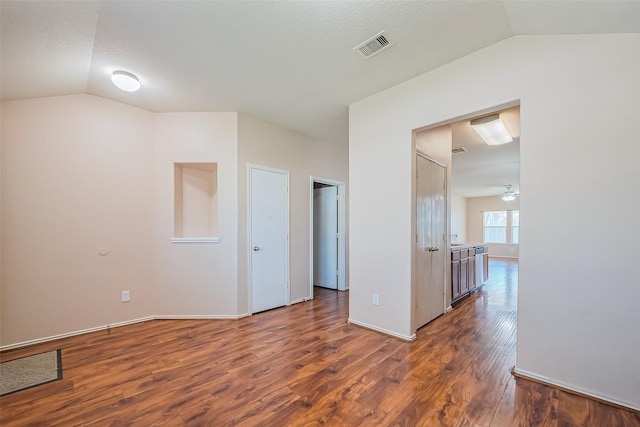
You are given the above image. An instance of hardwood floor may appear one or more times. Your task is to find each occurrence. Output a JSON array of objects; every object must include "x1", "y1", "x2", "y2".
[{"x1": 1, "y1": 259, "x2": 638, "y2": 426}]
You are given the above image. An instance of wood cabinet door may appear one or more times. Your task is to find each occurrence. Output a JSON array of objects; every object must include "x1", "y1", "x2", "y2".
[
  {"x1": 468, "y1": 254, "x2": 476, "y2": 291},
  {"x1": 451, "y1": 260, "x2": 461, "y2": 300},
  {"x1": 460, "y1": 257, "x2": 469, "y2": 294}
]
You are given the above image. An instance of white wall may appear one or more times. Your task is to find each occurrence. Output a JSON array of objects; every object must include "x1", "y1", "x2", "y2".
[
  {"x1": 153, "y1": 113, "x2": 239, "y2": 316},
  {"x1": 237, "y1": 114, "x2": 348, "y2": 314},
  {"x1": 1, "y1": 97, "x2": 243, "y2": 346},
  {"x1": 450, "y1": 192, "x2": 467, "y2": 243},
  {"x1": 1, "y1": 96, "x2": 346, "y2": 346},
  {"x1": 466, "y1": 195, "x2": 519, "y2": 258},
  {"x1": 1, "y1": 95, "x2": 156, "y2": 344},
  {"x1": 349, "y1": 34, "x2": 640, "y2": 408}
]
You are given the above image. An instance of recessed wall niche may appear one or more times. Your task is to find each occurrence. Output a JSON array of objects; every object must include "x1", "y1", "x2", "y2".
[{"x1": 173, "y1": 163, "x2": 219, "y2": 241}]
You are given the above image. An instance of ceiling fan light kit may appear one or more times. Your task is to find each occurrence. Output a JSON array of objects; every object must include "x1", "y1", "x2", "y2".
[
  {"x1": 502, "y1": 184, "x2": 519, "y2": 201},
  {"x1": 470, "y1": 114, "x2": 513, "y2": 146},
  {"x1": 111, "y1": 70, "x2": 141, "y2": 92}
]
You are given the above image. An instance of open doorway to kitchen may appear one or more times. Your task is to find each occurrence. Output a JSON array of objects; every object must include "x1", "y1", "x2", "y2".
[{"x1": 412, "y1": 102, "x2": 520, "y2": 330}]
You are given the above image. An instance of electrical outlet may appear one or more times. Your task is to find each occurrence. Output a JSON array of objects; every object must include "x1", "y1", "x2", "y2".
[
  {"x1": 373, "y1": 294, "x2": 380, "y2": 306},
  {"x1": 122, "y1": 290, "x2": 130, "y2": 302}
]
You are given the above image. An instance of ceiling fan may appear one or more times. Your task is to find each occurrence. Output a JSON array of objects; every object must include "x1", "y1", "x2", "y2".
[{"x1": 502, "y1": 185, "x2": 519, "y2": 201}]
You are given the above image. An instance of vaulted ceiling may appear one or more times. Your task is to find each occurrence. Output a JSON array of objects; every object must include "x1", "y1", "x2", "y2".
[{"x1": 2, "y1": 1, "x2": 638, "y2": 195}]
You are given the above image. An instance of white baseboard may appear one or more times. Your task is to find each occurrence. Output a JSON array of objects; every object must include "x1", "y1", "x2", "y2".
[
  {"x1": 512, "y1": 367, "x2": 640, "y2": 412},
  {"x1": 0, "y1": 313, "x2": 256, "y2": 351},
  {"x1": 0, "y1": 316, "x2": 155, "y2": 351},
  {"x1": 445, "y1": 305, "x2": 453, "y2": 313},
  {"x1": 347, "y1": 318, "x2": 416, "y2": 341},
  {"x1": 154, "y1": 314, "x2": 248, "y2": 320},
  {"x1": 289, "y1": 297, "x2": 312, "y2": 305}
]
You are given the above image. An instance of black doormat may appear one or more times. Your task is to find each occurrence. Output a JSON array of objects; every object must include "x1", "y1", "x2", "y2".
[{"x1": 0, "y1": 349, "x2": 62, "y2": 396}]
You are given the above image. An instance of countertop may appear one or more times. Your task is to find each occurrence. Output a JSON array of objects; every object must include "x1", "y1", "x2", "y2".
[{"x1": 450, "y1": 242, "x2": 486, "y2": 250}]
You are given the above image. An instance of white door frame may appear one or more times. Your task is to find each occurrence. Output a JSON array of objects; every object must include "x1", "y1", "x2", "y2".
[
  {"x1": 309, "y1": 176, "x2": 346, "y2": 296},
  {"x1": 248, "y1": 163, "x2": 290, "y2": 313}
]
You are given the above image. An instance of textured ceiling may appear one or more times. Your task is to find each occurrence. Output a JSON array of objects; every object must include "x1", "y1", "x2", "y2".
[{"x1": 1, "y1": 1, "x2": 638, "y2": 196}]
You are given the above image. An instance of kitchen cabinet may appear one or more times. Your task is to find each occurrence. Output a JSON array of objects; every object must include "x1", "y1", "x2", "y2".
[
  {"x1": 468, "y1": 249, "x2": 477, "y2": 291},
  {"x1": 451, "y1": 250, "x2": 461, "y2": 301},
  {"x1": 460, "y1": 250, "x2": 469, "y2": 295},
  {"x1": 451, "y1": 244, "x2": 487, "y2": 304}
]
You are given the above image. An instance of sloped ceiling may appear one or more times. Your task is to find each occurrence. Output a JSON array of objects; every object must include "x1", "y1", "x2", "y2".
[{"x1": 1, "y1": 1, "x2": 638, "y2": 196}]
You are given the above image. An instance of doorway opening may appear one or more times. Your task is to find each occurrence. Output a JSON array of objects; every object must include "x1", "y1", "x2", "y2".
[
  {"x1": 412, "y1": 102, "x2": 520, "y2": 334},
  {"x1": 310, "y1": 177, "x2": 346, "y2": 298}
]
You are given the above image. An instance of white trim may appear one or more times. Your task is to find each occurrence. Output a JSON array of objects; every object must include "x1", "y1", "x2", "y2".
[
  {"x1": 288, "y1": 297, "x2": 311, "y2": 305},
  {"x1": 247, "y1": 163, "x2": 291, "y2": 314},
  {"x1": 171, "y1": 237, "x2": 220, "y2": 243},
  {"x1": 0, "y1": 316, "x2": 155, "y2": 351},
  {"x1": 445, "y1": 305, "x2": 453, "y2": 313},
  {"x1": 347, "y1": 318, "x2": 416, "y2": 341},
  {"x1": 154, "y1": 314, "x2": 249, "y2": 320},
  {"x1": 309, "y1": 176, "x2": 347, "y2": 298},
  {"x1": 0, "y1": 314, "x2": 258, "y2": 351},
  {"x1": 512, "y1": 367, "x2": 640, "y2": 412},
  {"x1": 416, "y1": 150, "x2": 447, "y2": 167}
]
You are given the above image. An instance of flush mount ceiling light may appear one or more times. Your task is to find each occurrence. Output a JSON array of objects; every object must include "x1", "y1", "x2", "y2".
[
  {"x1": 111, "y1": 70, "x2": 140, "y2": 92},
  {"x1": 470, "y1": 114, "x2": 513, "y2": 145},
  {"x1": 502, "y1": 185, "x2": 519, "y2": 201}
]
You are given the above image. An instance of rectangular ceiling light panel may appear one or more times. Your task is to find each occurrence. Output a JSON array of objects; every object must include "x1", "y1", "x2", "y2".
[{"x1": 470, "y1": 114, "x2": 513, "y2": 145}]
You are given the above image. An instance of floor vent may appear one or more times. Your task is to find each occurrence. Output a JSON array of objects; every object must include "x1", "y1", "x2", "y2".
[
  {"x1": 452, "y1": 147, "x2": 468, "y2": 154},
  {"x1": 354, "y1": 31, "x2": 395, "y2": 59}
]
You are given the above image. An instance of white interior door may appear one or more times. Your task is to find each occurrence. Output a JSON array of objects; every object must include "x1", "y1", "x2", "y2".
[
  {"x1": 250, "y1": 166, "x2": 289, "y2": 313},
  {"x1": 416, "y1": 154, "x2": 446, "y2": 328},
  {"x1": 313, "y1": 185, "x2": 338, "y2": 289}
]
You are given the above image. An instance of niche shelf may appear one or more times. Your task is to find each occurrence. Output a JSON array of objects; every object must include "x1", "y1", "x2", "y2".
[{"x1": 173, "y1": 162, "x2": 219, "y2": 242}]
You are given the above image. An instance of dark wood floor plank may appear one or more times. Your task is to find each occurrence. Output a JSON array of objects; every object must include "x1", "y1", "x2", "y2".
[
  {"x1": 2, "y1": 259, "x2": 638, "y2": 426},
  {"x1": 491, "y1": 376, "x2": 559, "y2": 427},
  {"x1": 557, "y1": 389, "x2": 591, "y2": 426}
]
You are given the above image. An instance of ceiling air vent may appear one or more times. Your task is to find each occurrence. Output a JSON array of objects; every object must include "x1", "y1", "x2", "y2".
[
  {"x1": 452, "y1": 147, "x2": 468, "y2": 154},
  {"x1": 354, "y1": 31, "x2": 395, "y2": 59}
]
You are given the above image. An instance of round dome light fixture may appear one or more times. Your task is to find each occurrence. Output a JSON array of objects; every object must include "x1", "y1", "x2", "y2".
[{"x1": 111, "y1": 70, "x2": 141, "y2": 92}]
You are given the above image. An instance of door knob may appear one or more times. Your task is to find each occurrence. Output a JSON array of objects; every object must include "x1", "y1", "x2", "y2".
[{"x1": 253, "y1": 246, "x2": 260, "y2": 251}]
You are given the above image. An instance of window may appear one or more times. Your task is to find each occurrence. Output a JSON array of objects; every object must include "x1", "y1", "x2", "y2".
[
  {"x1": 483, "y1": 210, "x2": 519, "y2": 244},
  {"x1": 511, "y1": 210, "x2": 519, "y2": 244},
  {"x1": 483, "y1": 211, "x2": 507, "y2": 243}
]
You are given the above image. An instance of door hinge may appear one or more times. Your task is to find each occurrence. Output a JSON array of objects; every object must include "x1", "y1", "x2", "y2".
[
  {"x1": 336, "y1": 270, "x2": 339, "y2": 276},
  {"x1": 336, "y1": 232, "x2": 340, "y2": 239}
]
